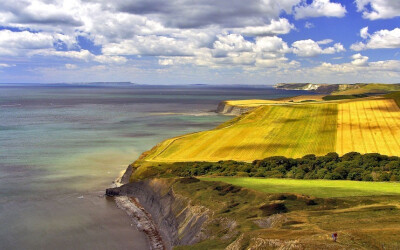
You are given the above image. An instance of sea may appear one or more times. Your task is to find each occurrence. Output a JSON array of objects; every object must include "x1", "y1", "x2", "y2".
[{"x1": 0, "y1": 84, "x2": 309, "y2": 249}]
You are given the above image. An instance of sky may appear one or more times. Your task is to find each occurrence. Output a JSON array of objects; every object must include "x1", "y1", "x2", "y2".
[{"x1": 0, "y1": 0, "x2": 400, "y2": 85}]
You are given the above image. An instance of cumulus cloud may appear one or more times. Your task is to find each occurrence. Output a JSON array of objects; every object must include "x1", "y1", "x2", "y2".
[
  {"x1": 317, "y1": 39, "x2": 333, "y2": 45},
  {"x1": 154, "y1": 35, "x2": 293, "y2": 70},
  {"x1": 212, "y1": 34, "x2": 253, "y2": 58},
  {"x1": 360, "y1": 27, "x2": 369, "y2": 39},
  {"x1": 102, "y1": 36, "x2": 196, "y2": 57},
  {"x1": 2, "y1": 0, "x2": 399, "y2": 84},
  {"x1": 351, "y1": 27, "x2": 400, "y2": 51},
  {"x1": 31, "y1": 49, "x2": 127, "y2": 64},
  {"x1": 233, "y1": 18, "x2": 294, "y2": 36},
  {"x1": 314, "y1": 59, "x2": 400, "y2": 75},
  {"x1": 0, "y1": 30, "x2": 56, "y2": 56},
  {"x1": 351, "y1": 53, "x2": 369, "y2": 66},
  {"x1": 355, "y1": 0, "x2": 400, "y2": 20},
  {"x1": 111, "y1": 0, "x2": 301, "y2": 29},
  {"x1": 294, "y1": 0, "x2": 346, "y2": 19},
  {"x1": 292, "y1": 39, "x2": 345, "y2": 57}
]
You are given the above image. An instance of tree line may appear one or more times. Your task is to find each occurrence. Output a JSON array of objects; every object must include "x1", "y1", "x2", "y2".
[{"x1": 152, "y1": 152, "x2": 400, "y2": 182}]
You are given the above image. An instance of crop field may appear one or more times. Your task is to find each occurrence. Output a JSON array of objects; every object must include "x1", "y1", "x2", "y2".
[
  {"x1": 201, "y1": 177, "x2": 400, "y2": 198},
  {"x1": 141, "y1": 95, "x2": 400, "y2": 163},
  {"x1": 225, "y1": 95, "x2": 324, "y2": 107},
  {"x1": 336, "y1": 99, "x2": 400, "y2": 156},
  {"x1": 146, "y1": 103, "x2": 338, "y2": 162}
]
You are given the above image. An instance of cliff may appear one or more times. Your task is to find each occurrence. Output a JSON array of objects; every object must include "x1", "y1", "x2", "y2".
[
  {"x1": 106, "y1": 178, "x2": 216, "y2": 249},
  {"x1": 274, "y1": 83, "x2": 362, "y2": 94},
  {"x1": 216, "y1": 101, "x2": 254, "y2": 115}
]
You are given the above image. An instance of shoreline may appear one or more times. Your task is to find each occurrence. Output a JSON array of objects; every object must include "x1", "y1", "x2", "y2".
[{"x1": 109, "y1": 168, "x2": 167, "y2": 250}]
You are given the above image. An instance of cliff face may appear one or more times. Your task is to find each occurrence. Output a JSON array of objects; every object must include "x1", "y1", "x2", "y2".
[
  {"x1": 106, "y1": 179, "x2": 212, "y2": 249},
  {"x1": 274, "y1": 83, "x2": 363, "y2": 94},
  {"x1": 216, "y1": 101, "x2": 254, "y2": 115}
]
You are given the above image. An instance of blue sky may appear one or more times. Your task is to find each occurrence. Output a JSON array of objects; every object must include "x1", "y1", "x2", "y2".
[{"x1": 0, "y1": 0, "x2": 399, "y2": 84}]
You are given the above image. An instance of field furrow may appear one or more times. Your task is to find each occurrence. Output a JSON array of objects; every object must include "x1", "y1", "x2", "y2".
[
  {"x1": 336, "y1": 99, "x2": 400, "y2": 156},
  {"x1": 147, "y1": 97, "x2": 400, "y2": 163},
  {"x1": 150, "y1": 103, "x2": 338, "y2": 162}
]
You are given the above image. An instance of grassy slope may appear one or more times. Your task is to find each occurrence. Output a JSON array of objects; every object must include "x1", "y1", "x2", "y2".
[
  {"x1": 201, "y1": 177, "x2": 400, "y2": 198},
  {"x1": 139, "y1": 95, "x2": 400, "y2": 163},
  {"x1": 171, "y1": 178, "x2": 400, "y2": 249},
  {"x1": 332, "y1": 83, "x2": 400, "y2": 95},
  {"x1": 385, "y1": 91, "x2": 400, "y2": 107},
  {"x1": 146, "y1": 103, "x2": 338, "y2": 162},
  {"x1": 130, "y1": 92, "x2": 400, "y2": 248}
]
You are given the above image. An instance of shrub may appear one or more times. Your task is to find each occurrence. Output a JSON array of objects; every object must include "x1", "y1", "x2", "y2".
[{"x1": 259, "y1": 202, "x2": 287, "y2": 216}]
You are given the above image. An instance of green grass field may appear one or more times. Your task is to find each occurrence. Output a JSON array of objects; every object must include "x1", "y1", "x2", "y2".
[
  {"x1": 146, "y1": 103, "x2": 338, "y2": 162},
  {"x1": 201, "y1": 177, "x2": 400, "y2": 198},
  {"x1": 333, "y1": 83, "x2": 400, "y2": 95},
  {"x1": 172, "y1": 177, "x2": 400, "y2": 249}
]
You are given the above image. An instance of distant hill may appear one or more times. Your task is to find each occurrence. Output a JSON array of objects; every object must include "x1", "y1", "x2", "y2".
[{"x1": 274, "y1": 83, "x2": 400, "y2": 95}]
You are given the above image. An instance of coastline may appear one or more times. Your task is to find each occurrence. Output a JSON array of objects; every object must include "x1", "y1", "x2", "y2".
[{"x1": 109, "y1": 167, "x2": 167, "y2": 250}]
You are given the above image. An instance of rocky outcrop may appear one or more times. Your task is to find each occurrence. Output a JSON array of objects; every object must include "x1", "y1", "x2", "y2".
[
  {"x1": 106, "y1": 179, "x2": 212, "y2": 249},
  {"x1": 274, "y1": 83, "x2": 364, "y2": 94},
  {"x1": 216, "y1": 101, "x2": 254, "y2": 115}
]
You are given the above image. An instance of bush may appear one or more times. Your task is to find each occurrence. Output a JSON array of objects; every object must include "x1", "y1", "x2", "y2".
[{"x1": 152, "y1": 152, "x2": 400, "y2": 182}]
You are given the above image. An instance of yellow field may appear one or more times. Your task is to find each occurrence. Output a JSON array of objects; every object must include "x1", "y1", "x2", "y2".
[
  {"x1": 140, "y1": 96, "x2": 400, "y2": 163},
  {"x1": 146, "y1": 103, "x2": 338, "y2": 162},
  {"x1": 225, "y1": 95, "x2": 324, "y2": 107},
  {"x1": 225, "y1": 99, "x2": 280, "y2": 107},
  {"x1": 337, "y1": 99, "x2": 400, "y2": 156}
]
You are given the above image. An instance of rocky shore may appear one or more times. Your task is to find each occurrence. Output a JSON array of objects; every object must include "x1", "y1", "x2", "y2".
[{"x1": 107, "y1": 172, "x2": 213, "y2": 250}]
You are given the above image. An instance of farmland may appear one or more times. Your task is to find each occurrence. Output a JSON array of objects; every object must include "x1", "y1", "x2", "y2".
[
  {"x1": 146, "y1": 103, "x2": 338, "y2": 162},
  {"x1": 337, "y1": 99, "x2": 400, "y2": 156},
  {"x1": 140, "y1": 93, "x2": 400, "y2": 163},
  {"x1": 127, "y1": 90, "x2": 400, "y2": 249},
  {"x1": 201, "y1": 177, "x2": 400, "y2": 198}
]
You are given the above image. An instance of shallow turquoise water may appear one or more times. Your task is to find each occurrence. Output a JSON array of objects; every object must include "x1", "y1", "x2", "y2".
[{"x1": 0, "y1": 85, "x2": 306, "y2": 249}]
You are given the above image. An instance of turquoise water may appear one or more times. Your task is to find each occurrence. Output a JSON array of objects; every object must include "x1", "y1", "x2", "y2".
[{"x1": 0, "y1": 85, "x2": 307, "y2": 249}]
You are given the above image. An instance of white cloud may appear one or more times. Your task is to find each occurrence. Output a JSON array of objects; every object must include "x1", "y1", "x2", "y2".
[
  {"x1": 65, "y1": 64, "x2": 77, "y2": 69},
  {"x1": 360, "y1": 26, "x2": 369, "y2": 39},
  {"x1": 158, "y1": 58, "x2": 174, "y2": 66},
  {"x1": 102, "y1": 36, "x2": 196, "y2": 57},
  {"x1": 314, "y1": 59, "x2": 400, "y2": 76},
  {"x1": 236, "y1": 18, "x2": 294, "y2": 36},
  {"x1": 255, "y1": 36, "x2": 291, "y2": 55},
  {"x1": 317, "y1": 39, "x2": 333, "y2": 45},
  {"x1": 351, "y1": 53, "x2": 369, "y2": 66},
  {"x1": 1, "y1": 0, "x2": 398, "y2": 84},
  {"x1": 0, "y1": 63, "x2": 16, "y2": 67},
  {"x1": 93, "y1": 55, "x2": 127, "y2": 64},
  {"x1": 32, "y1": 49, "x2": 127, "y2": 64},
  {"x1": 0, "y1": 30, "x2": 55, "y2": 56},
  {"x1": 304, "y1": 21, "x2": 314, "y2": 29},
  {"x1": 351, "y1": 27, "x2": 400, "y2": 51},
  {"x1": 294, "y1": 0, "x2": 346, "y2": 19},
  {"x1": 355, "y1": 0, "x2": 400, "y2": 20},
  {"x1": 154, "y1": 35, "x2": 293, "y2": 70},
  {"x1": 110, "y1": 0, "x2": 302, "y2": 29},
  {"x1": 292, "y1": 39, "x2": 345, "y2": 57},
  {"x1": 212, "y1": 34, "x2": 253, "y2": 58}
]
